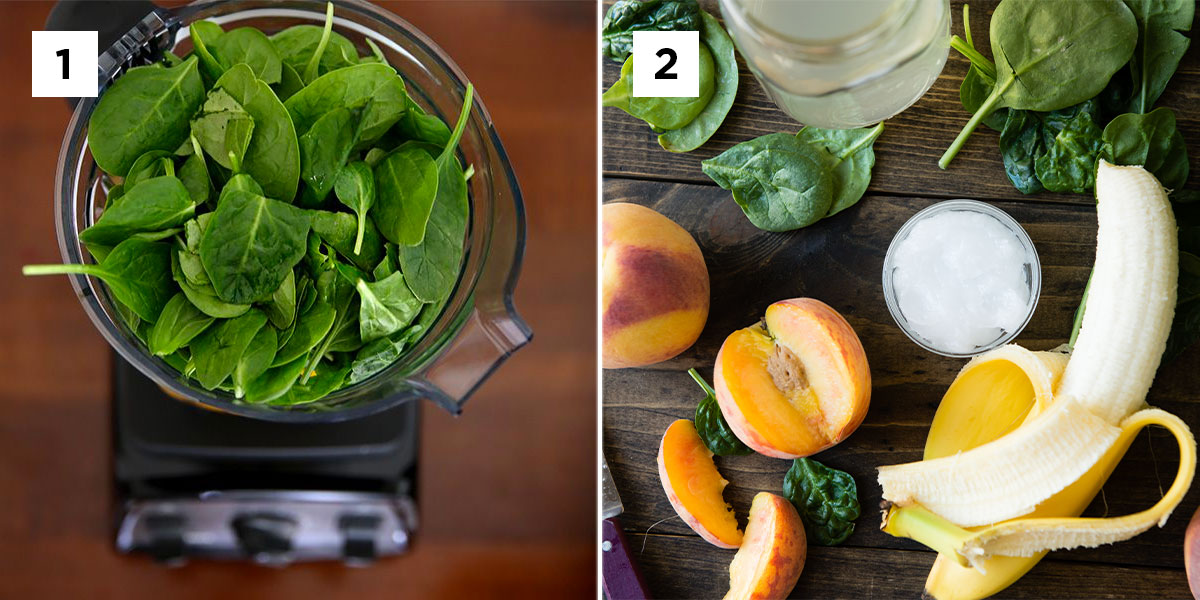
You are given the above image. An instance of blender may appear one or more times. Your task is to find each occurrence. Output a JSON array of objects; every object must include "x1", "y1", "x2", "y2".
[{"x1": 46, "y1": 0, "x2": 530, "y2": 564}]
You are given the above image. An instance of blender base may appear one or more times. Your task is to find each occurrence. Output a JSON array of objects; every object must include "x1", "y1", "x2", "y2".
[{"x1": 112, "y1": 355, "x2": 420, "y2": 565}]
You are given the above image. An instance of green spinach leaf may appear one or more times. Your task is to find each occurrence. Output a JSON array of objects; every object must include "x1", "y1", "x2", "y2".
[
  {"x1": 243, "y1": 355, "x2": 308, "y2": 403},
  {"x1": 1101, "y1": 106, "x2": 1189, "y2": 189},
  {"x1": 191, "y1": 87, "x2": 256, "y2": 171},
  {"x1": 284, "y1": 63, "x2": 408, "y2": 146},
  {"x1": 310, "y1": 209, "x2": 385, "y2": 272},
  {"x1": 265, "y1": 269, "x2": 298, "y2": 330},
  {"x1": 210, "y1": 26, "x2": 282, "y2": 84},
  {"x1": 795, "y1": 123, "x2": 884, "y2": 216},
  {"x1": 200, "y1": 189, "x2": 311, "y2": 304},
  {"x1": 602, "y1": 0, "x2": 701, "y2": 62},
  {"x1": 172, "y1": 250, "x2": 253, "y2": 318},
  {"x1": 701, "y1": 133, "x2": 833, "y2": 232},
  {"x1": 79, "y1": 175, "x2": 195, "y2": 246},
  {"x1": 781, "y1": 458, "x2": 860, "y2": 546},
  {"x1": 398, "y1": 155, "x2": 467, "y2": 303},
  {"x1": 233, "y1": 325, "x2": 278, "y2": 397},
  {"x1": 335, "y1": 161, "x2": 377, "y2": 255},
  {"x1": 148, "y1": 292, "x2": 215, "y2": 356},
  {"x1": 270, "y1": 25, "x2": 358, "y2": 80},
  {"x1": 189, "y1": 309, "x2": 268, "y2": 390},
  {"x1": 1124, "y1": 0, "x2": 1194, "y2": 113},
  {"x1": 348, "y1": 325, "x2": 424, "y2": 384},
  {"x1": 299, "y1": 107, "x2": 356, "y2": 201},
  {"x1": 353, "y1": 271, "x2": 423, "y2": 343},
  {"x1": 213, "y1": 63, "x2": 301, "y2": 201},
  {"x1": 658, "y1": 12, "x2": 737, "y2": 153},
  {"x1": 273, "y1": 298, "x2": 336, "y2": 366},
  {"x1": 689, "y1": 368, "x2": 750, "y2": 456},
  {"x1": 24, "y1": 239, "x2": 175, "y2": 323},
  {"x1": 372, "y1": 144, "x2": 438, "y2": 245},
  {"x1": 1035, "y1": 101, "x2": 1106, "y2": 193},
  {"x1": 88, "y1": 56, "x2": 205, "y2": 176},
  {"x1": 603, "y1": 45, "x2": 715, "y2": 131}
]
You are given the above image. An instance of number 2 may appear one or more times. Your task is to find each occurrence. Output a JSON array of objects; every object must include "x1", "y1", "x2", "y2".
[
  {"x1": 655, "y1": 48, "x2": 678, "y2": 80},
  {"x1": 56, "y1": 48, "x2": 69, "y2": 79}
]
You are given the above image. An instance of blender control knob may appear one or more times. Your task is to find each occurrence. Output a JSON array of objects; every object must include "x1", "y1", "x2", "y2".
[
  {"x1": 232, "y1": 512, "x2": 296, "y2": 562},
  {"x1": 339, "y1": 514, "x2": 383, "y2": 564}
]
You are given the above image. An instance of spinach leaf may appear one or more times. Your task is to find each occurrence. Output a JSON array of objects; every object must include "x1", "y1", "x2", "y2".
[
  {"x1": 190, "y1": 309, "x2": 268, "y2": 390},
  {"x1": 701, "y1": 133, "x2": 833, "y2": 232},
  {"x1": 274, "y1": 63, "x2": 305, "y2": 103},
  {"x1": 284, "y1": 63, "x2": 408, "y2": 146},
  {"x1": 299, "y1": 107, "x2": 356, "y2": 201},
  {"x1": 689, "y1": 368, "x2": 751, "y2": 456},
  {"x1": 374, "y1": 243, "x2": 399, "y2": 280},
  {"x1": 795, "y1": 123, "x2": 884, "y2": 216},
  {"x1": 233, "y1": 325, "x2": 278, "y2": 397},
  {"x1": 1101, "y1": 107, "x2": 1189, "y2": 189},
  {"x1": 243, "y1": 355, "x2": 308, "y2": 403},
  {"x1": 348, "y1": 325, "x2": 424, "y2": 384},
  {"x1": 998, "y1": 108, "x2": 1048, "y2": 194},
  {"x1": 79, "y1": 176, "x2": 195, "y2": 246},
  {"x1": 172, "y1": 250, "x2": 253, "y2": 318},
  {"x1": 221, "y1": 172, "x2": 263, "y2": 200},
  {"x1": 265, "y1": 269, "x2": 298, "y2": 330},
  {"x1": 603, "y1": 45, "x2": 715, "y2": 130},
  {"x1": 398, "y1": 155, "x2": 467, "y2": 302},
  {"x1": 148, "y1": 292, "x2": 215, "y2": 356},
  {"x1": 1034, "y1": 101, "x2": 1106, "y2": 193},
  {"x1": 940, "y1": 0, "x2": 1137, "y2": 168},
  {"x1": 124, "y1": 150, "x2": 173, "y2": 189},
  {"x1": 273, "y1": 298, "x2": 335, "y2": 366},
  {"x1": 1124, "y1": 0, "x2": 1194, "y2": 113},
  {"x1": 200, "y1": 189, "x2": 311, "y2": 304},
  {"x1": 88, "y1": 56, "x2": 205, "y2": 176},
  {"x1": 24, "y1": 239, "x2": 175, "y2": 323},
  {"x1": 310, "y1": 209, "x2": 386, "y2": 272},
  {"x1": 270, "y1": 25, "x2": 358, "y2": 80},
  {"x1": 179, "y1": 137, "x2": 211, "y2": 205},
  {"x1": 601, "y1": 0, "x2": 701, "y2": 62},
  {"x1": 335, "y1": 161, "x2": 376, "y2": 255},
  {"x1": 189, "y1": 20, "x2": 226, "y2": 83},
  {"x1": 270, "y1": 361, "x2": 350, "y2": 406},
  {"x1": 373, "y1": 144, "x2": 438, "y2": 245},
  {"x1": 951, "y1": 7, "x2": 1008, "y2": 132},
  {"x1": 658, "y1": 12, "x2": 737, "y2": 153},
  {"x1": 781, "y1": 458, "x2": 860, "y2": 546},
  {"x1": 191, "y1": 87, "x2": 256, "y2": 171},
  {"x1": 209, "y1": 26, "x2": 282, "y2": 84},
  {"x1": 392, "y1": 98, "x2": 451, "y2": 147},
  {"x1": 213, "y1": 63, "x2": 301, "y2": 201},
  {"x1": 353, "y1": 271, "x2": 423, "y2": 343}
]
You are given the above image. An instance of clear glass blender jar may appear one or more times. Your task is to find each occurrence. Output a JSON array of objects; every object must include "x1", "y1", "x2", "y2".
[
  {"x1": 717, "y1": 0, "x2": 950, "y2": 128},
  {"x1": 54, "y1": 0, "x2": 531, "y2": 422}
]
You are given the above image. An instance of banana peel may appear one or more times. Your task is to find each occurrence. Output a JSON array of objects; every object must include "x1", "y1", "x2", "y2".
[{"x1": 880, "y1": 345, "x2": 1196, "y2": 600}]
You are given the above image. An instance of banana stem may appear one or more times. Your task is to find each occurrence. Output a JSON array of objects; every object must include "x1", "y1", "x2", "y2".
[{"x1": 882, "y1": 504, "x2": 975, "y2": 566}]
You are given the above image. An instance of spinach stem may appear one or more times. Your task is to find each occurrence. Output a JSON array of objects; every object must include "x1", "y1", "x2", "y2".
[
  {"x1": 962, "y1": 4, "x2": 973, "y2": 48},
  {"x1": 949, "y1": 35, "x2": 996, "y2": 80},
  {"x1": 353, "y1": 215, "x2": 366, "y2": 255},
  {"x1": 438, "y1": 83, "x2": 475, "y2": 166},
  {"x1": 303, "y1": 2, "x2": 335, "y2": 82},
  {"x1": 939, "y1": 81, "x2": 1008, "y2": 169},
  {"x1": 687, "y1": 367, "x2": 716, "y2": 396},
  {"x1": 23, "y1": 264, "x2": 103, "y2": 277}
]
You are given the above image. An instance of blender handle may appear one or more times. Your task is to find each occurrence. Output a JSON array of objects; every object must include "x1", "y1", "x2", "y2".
[
  {"x1": 45, "y1": 0, "x2": 171, "y2": 109},
  {"x1": 412, "y1": 300, "x2": 532, "y2": 415}
]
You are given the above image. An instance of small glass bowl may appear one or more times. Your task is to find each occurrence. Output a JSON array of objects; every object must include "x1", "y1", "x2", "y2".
[{"x1": 881, "y1": 200, "x2": 1041, "y2": 358}]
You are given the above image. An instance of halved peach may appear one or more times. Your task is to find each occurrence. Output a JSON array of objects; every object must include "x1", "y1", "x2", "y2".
[
  {"x1": 657, "y1": 419, "x2": 743, "y2": 548},
  {"x1": 714, "y1": 298, "x2": 870, "y2": 459},
  {"x1": 724, "y1": 492, "x2": 807, "y2": 600}
]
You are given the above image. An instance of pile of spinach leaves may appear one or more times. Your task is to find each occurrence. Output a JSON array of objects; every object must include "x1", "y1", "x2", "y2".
[
  {"x1": 601, "y1": 0, "x2": 738, "y2": 152},
  {"x1": 700, "y1": 123, "x2": 884, "y2": 232},
  {"x1": 948, "y1": 0, "x2": 1200, "y2": 362},
  {"x1": 24, "y1": 3, "x2": 473, "y2": 407}
]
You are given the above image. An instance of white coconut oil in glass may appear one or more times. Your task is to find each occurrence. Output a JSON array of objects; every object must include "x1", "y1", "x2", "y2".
[{"x1": 717, "y1": 0, "x2": 951, "y2": 128}]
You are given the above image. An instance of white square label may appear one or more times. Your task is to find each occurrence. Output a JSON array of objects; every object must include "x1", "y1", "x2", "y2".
[
  {"x1": 631, "y1": 30, "x2": 699, "y2": 98},
  {"x1": 32, "y1": 30, "x2": 98, "y2": 98}
]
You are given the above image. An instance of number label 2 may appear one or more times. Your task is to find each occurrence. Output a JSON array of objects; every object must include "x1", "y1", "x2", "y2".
[{"x1": 655, "y1": 48, "x2": 678, "y2": 80}]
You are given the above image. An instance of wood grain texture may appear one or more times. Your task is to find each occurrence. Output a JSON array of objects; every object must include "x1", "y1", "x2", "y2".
[
  {"x1": 601, "y1": 0, "x2": 1200, "y2": 595},
  {"x1": 0, "y1": 1, "x2": 596, "y2": 598},
  {"x1": 602, "y1": 0, "x2": 1200, "y2": 202}
]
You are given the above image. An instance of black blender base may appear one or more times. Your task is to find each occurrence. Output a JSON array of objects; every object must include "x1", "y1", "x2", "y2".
[{"x1": 112, "y1": 355, "x2": 420, "y2": 565}]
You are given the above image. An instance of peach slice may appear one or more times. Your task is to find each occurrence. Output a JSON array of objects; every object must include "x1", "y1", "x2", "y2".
[
  {"x1": 724, "y1": 492, "x2": 807, "y2": 600},
  {"x1": 714, "y1": 298, "x2": 870, "y2": 459},
  {"x1": 657, "y1": 419, "x2": 743, "y2": 548}
]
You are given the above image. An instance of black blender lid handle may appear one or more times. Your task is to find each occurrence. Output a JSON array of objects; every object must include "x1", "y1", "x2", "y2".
[{"x1": 44, "y1": 0, "x2": 162, "y2": 109}]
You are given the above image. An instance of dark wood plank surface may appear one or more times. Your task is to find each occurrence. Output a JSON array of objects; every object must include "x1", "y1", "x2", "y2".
[
  {"x1": 602, "y1": 1, "x2": 1200, "y2": 598},
  {"x1": 1, "y1": 1, "x2": 596, "y2": 598}
]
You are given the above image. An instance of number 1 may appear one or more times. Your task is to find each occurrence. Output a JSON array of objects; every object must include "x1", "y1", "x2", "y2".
[{"x1": 56, "y1": 48, "x2": 69, "y2": 79}]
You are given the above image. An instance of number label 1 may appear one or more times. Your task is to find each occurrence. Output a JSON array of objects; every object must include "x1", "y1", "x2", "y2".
[
  {"x1": 56, "y1": 48, "x2": 69, "y2": 79},
  {"x1": 31, "y1": 30, "x2": 98, "y2": 98}
]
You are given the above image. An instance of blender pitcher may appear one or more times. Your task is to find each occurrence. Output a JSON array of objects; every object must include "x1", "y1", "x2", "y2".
[{"x1": 52, "y1": 0, "x2": 532, "y2": 423}]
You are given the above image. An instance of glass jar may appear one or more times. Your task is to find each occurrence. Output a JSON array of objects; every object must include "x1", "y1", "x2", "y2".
[
  {"x1": 54, "y1": 0, "x2": 531, "y2": 422},
  {"x1": 716, "y1": 0, "x2": 950, "y2": 128}
]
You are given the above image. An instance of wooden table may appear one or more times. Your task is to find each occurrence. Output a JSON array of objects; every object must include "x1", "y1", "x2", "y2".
[
  {"x1": 603, "y1": 1, "x2": 1200, "y2": 598},
  {"x1": 1, "y1": 1, "x2": 595, "y2": 597}
]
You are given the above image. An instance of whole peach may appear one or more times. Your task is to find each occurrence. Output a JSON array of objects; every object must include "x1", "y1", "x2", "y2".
[{"x1": 602, "y1": 203, "x2": 709, "y2": 368}]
